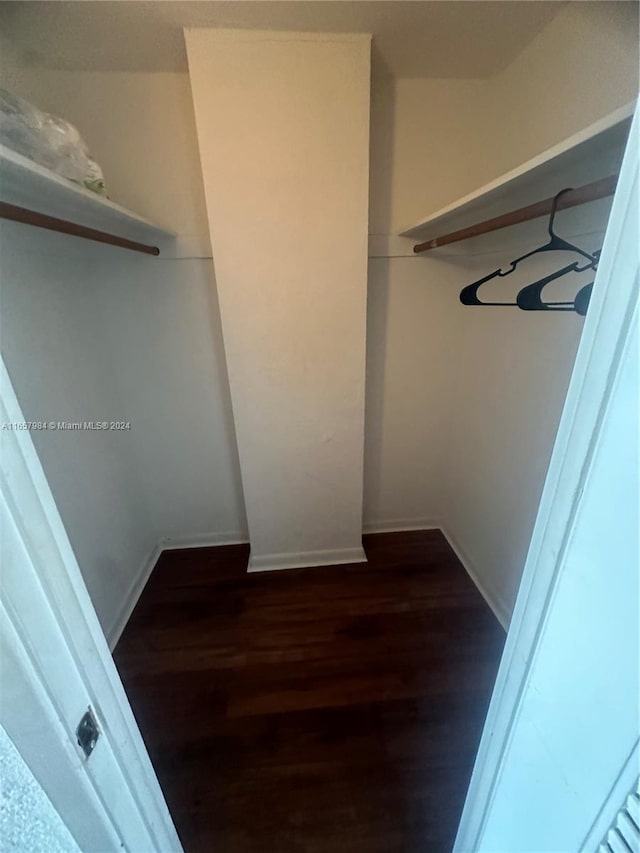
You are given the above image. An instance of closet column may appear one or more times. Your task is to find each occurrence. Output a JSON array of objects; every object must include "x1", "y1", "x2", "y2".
[{"x1": 185, "y1": 29, "x2": 371, "y2": 571}]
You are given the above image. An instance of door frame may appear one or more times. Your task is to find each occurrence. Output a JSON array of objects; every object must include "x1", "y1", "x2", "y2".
[
  {"x1": 454, "y1": 108, "x2": 638, "y2": 851},
  {"x1": 0, "y1": 358, "x2": 182, "y2": 851}
]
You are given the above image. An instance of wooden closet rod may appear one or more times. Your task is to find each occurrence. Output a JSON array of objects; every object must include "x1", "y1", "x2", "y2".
[
  {"x1": 0, "y1": 202, "x2": 160, "y2": 256},
  {"x1": 413, "y1": 175, "x2": 618, "y2": 254}
]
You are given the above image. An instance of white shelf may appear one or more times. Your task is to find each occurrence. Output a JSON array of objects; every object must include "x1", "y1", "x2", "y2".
[
  {"x1": 399, "y1": 103, "x2": 635, "y2": 245},
  {"x1": 0, "y1": 143, "x2": 174, "y2": 249}
]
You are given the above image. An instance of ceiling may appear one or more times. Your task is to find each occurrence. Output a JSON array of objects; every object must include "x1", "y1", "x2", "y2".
[{"x1": 0, "y1": 1, "x2": 566, "y2": 79}]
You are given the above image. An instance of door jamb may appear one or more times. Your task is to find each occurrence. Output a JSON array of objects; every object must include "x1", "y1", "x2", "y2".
[{"x1": 1, "y1": 357, "x2": 182, "y2": 851}]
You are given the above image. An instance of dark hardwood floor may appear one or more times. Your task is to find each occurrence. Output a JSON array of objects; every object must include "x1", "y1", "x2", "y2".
[{"x1": 114, "y1": 530, "x2": 505, "y2": 853}]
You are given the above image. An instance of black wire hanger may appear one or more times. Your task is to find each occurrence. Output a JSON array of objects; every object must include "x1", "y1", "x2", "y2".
[
  {"x1": 516, "y1": 250, "x2": 599, "y2": 312},
  {"x1": 573, "y1": 282, "x2": 594, "y2": 316},
  {"x1": 459, "y1": 188, "x2": 599, "y2": 307}
]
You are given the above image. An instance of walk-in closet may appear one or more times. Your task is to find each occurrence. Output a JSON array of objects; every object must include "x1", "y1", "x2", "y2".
[{"x1": 1, "y1": 3, "x2": 638, "y2": 851}]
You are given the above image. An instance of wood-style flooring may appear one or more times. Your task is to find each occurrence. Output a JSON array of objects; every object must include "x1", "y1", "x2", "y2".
[{"x1": 114, "y1": 530, "x2": 505, "y2": 853}]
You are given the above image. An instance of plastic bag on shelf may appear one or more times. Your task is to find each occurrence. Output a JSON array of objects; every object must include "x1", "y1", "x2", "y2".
[{"x1": 0, "y1": 88, "x2": 107, "y2": 195}]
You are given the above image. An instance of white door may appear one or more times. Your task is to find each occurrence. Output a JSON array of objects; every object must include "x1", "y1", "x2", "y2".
[
  {"x1": 454, "y1": 111, "x2": 639, "y2": 851},
  {"x1": 1, "y1": 359, "x2": 182, "y2": 851}
]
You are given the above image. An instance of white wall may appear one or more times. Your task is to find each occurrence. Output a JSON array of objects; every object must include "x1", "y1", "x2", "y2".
[
  {"x1": 488, "y1": 1, "x2": 640, "y2": 176},
  {"x1": 370, "y1": 3, "x2": 639, "y2": 237},
  {"x1": 0, "y1": 224, "x2": 156, "y2": 636},
  {"x1": 0, "y1": 57, "x2": 211, "y2": 257},
  {"x1": 91, "y1": 251, "x2": 247, "y2": 546},
  {"x1": 436, "y1": 2, "x2": 637, "y2": 621},
  {"x1": 364, "y1": 1, "x2": 638, "y2": 619},
  {"x1": 3, "y1": 66, "x2": 247, "y2": 535},
  {"x1": 363, "y1": 253, "x2": 457, "y2": 532},
  {"x1": 370, "y1": 76, "x2": 493, "y2": 237},
  {"x1": 0, "y1": 62, "x2": 247, "y2": 638},
  {"x1": 0, "y1": 220, "x2": 247, "y2": 638},
  {"x1": 1, "y1": 2, "x2": 637, "y2": 634},
  {"x1": 186, "y1": 30, "x2": 371, "y2": 570},
  {"x1": 438, "y1": 224, "x2": 602, "y2": 623}
]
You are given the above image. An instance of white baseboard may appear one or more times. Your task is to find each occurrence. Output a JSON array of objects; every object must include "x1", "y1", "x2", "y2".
[
  {"x1": 107, "y1": 541, "x2": 163, "y2": 650},
  {"x1": 159, "y1": 531, "x2": 249, "y2": 550},
  {"x1": 248, "y1": 545, "x2": 368, "y2": 573},
  {"x1": 440, "y1": 526, "x2": 510, "y2": 631},
  {"x1": 363, "y1": 517, "x2": 441, "y2": 535},
  {"x1": 107, "y1": 526, "x2": 508, "y2": 647},
  {"x1": 106, "y1": 531, "x2": 249, "y2": 649}
]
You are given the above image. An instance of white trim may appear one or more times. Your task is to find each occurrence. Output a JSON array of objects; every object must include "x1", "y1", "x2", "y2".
[
  {"x1": 362, "y1": 520, "x2": 510, "y2": 628},
  {"x1": 580, "y1": 740, "x2": 640, "y2": 852},
  {"x1": 362, "y1": 518, "x2": 440, "y2": 535},
  {"x1": 440, "y1": 527, "x2": 510, "y2": 631},
  {"x1": 248, "y1": 546, "x2": 367, "y2": 573},
  {"x1": 106, "y1": 542, "x2": 163, "y2": 651},
  {"x1": 107, "y1": 531, "x2": 250, "y2": 648},
  {"x1": 110, "y1": 531, "x2": 370, "y2": 647},
  {"x1": 159, "y1": 531, "x2": 249, "y2": 550},
  {"x1": 454, "y1": 107, "x2": 639, "y2": 853},
  {"x1": 184, "y1": 27, "x2": 371, "y2": 45}
]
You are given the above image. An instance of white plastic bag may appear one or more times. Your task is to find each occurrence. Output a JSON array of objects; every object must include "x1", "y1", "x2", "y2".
[{"x1": 0, "y1": 88, "x2": 106, "y2": 195}]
